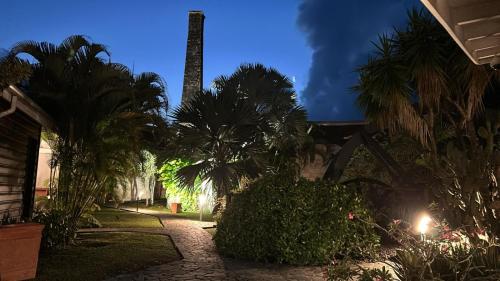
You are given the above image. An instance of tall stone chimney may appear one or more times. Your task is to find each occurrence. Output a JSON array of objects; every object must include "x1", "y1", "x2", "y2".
[{"x1": 181, "y1": 11, "x2": 205, "y2": 104}]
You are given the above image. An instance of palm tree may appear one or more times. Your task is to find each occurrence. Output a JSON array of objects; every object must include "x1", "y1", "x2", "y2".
[
  {"x1": 354, "y1": 9, "x2": 499, "y2": 236},
  {"x1": 213, "y1": 64, "x2": 308, "y2": 171},
  {"x1": 173, "y1": 64, "x2": 307, "y2": 212},
  {"x1": 173, "y1": 89, "x2": 264, "y2": 211},
  {"x1": 11, "y1": 35, "x2": 168, "y2": 236},
  {"x1": 0, "y1": 50, "x2": 31, "y2": 89},
  {"x1": 354, "y1": 10, "x2": 493, "y2": 159}
]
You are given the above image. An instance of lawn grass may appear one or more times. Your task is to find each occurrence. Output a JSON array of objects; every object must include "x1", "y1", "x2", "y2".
[
  {"x1": 121, "y1": 200, "x2": 169, "y2": 212},
  {"x1": 174, "y1": 211, "x2": 214, "y2": 222},
  {"x1": 92, "y1": 207, "x2": 163, "y2": 228},
  {"x1": 119, "y1": 201, "x2": 215, "y2": 222},
  {"x1": 36, "y1": 232, "x2": 179, "y2": 281}
]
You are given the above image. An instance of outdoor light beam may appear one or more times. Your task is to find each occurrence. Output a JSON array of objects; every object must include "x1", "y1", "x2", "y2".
[{"x1": 416, "y1": 214, "x2": 432, "y2": 241}]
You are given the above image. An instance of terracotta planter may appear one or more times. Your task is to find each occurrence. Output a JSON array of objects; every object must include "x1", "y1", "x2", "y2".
[
  {"x1": 35, "y1": 187, "x2": 49, "y2": 197},
  {"x1": 170, "y1": 203, "x2": 182, "y2": 213},
  {"x1": 0, "y1": 223, "x2": 44, "y2": 281}
]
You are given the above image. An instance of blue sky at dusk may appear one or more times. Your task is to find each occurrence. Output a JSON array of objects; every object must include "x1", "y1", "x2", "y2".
[{"x1": 2, "y1": 0, "x2": 421, "y2": 120}]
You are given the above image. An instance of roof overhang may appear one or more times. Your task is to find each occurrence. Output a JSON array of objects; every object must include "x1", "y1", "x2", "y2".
[
  {"x1": 421, "y1": 0, "x2": 500, "y2": 65},
  {"x1": 307, "y1": 120, "x2": 370, "y2": 145},
  {"x1": 1, "y1": 85, "x2": 56, "y2": 131}
]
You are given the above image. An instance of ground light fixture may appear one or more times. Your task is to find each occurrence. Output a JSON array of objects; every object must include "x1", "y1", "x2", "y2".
[
  {"x1": 199, "y1": 194, "x2": 207, "y2": 221},
  {"x1": 416, "y1": 213, "x2": 432, "y2": 241}
]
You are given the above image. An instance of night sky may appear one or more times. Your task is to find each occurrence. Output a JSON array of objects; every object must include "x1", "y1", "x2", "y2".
[{"x1": 1, "y1": 0, "x2": 422, "y2": 121}]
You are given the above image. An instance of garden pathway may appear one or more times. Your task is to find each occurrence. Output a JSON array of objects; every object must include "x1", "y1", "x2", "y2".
[{"x1": 103, "y1": 207, "x2": 327, "y2": 281}]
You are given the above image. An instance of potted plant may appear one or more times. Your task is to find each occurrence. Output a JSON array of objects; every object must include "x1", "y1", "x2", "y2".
[
  {"x1": 0, "y1": 214, "x2": 44, "y2": 281},
  {"x1": 170, "y1": 202, "x2": 182, "y2": 214}
]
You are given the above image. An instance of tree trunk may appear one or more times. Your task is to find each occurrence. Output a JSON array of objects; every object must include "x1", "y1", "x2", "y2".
[
  {"x1": 149, "y1": 175, "x2": 155, "y2": 205},
  {"x1": 212, "y1": 194, "x2": 225, "y2": 215}
]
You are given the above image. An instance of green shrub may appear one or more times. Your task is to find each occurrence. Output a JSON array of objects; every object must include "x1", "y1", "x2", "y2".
[
  {"x1": 77, "y1": 213, "x2": 102, "y2": 228},
  {"x1": 33, "y1": 209, "x2": 76, "y2": 249},
  {"x1": 214, "y1": 175, "x2": 379, "y2": 265}
]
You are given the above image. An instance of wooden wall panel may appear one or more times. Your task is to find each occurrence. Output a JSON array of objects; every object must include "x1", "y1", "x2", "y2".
[{"x1": 0, "y1": 98, "x2": 41, "y2": 221}]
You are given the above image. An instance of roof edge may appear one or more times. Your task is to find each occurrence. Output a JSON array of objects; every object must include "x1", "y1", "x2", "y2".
[
  {"x1": 1, "y1": 85, "x2": 56, "y2": 131},
  {"x1": 309, "y1": 120, "x2": 368, "y2": 126}
]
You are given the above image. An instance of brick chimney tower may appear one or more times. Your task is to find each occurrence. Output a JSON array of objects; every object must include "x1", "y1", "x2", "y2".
[{"x1": 181, "y1": 11, "x2": 205, "y2": 104}]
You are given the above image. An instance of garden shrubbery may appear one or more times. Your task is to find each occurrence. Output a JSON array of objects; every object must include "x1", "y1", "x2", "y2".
[
  {"x1": 214, "y1": 174, "x2": 379, "y2": 265},
  {"x1": 33, "y1": 209, "x2": 76, "y2": 249},
  {"x1": 159, "y1": 159, "x2": 201, "y2": 212},
  {"x1": 328, "y1": 220, "x2": 500, "y2": 280}
]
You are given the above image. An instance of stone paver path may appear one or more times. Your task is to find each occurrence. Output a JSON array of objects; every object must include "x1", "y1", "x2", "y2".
[{"x1": 103, "y1": 208, "x2": 327, "y2": 281}]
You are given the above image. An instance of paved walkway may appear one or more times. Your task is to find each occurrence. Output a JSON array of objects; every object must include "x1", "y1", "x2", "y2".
[{"x1": 103, "y1": 208, "x2": 326, "y2": 281}]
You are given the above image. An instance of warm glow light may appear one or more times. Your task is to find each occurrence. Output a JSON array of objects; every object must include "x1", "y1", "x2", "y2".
[
  {"x1": 199, "y1": 194, "x2": 207, "y2": 205},
  {"x1": 417, "y1": 214, "x2": 432, "y2": 235}
]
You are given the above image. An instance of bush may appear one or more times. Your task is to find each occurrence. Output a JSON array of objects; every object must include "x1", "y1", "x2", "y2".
[
  {"x1": 77, "y1": 213, "x2": 103, "y2": 229},
  {"x1": 33, "y1": 209, "x2": 77, "y2": 249},
  {"x1": 214, "y1": 175, "x2": 379, "y2": 265}
]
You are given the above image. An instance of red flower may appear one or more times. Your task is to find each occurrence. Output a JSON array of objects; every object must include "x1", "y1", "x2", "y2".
[
  {"x1": 348, "y1": 212, "x2": 355, "y2": 221},
  {"x1": 440, "y1": 244, "x2": 450, "y2": 253}
]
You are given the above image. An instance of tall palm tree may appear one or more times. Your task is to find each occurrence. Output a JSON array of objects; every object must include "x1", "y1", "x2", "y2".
[
  {"x1": 173, "y1": 88, "x2": 264, "y2": 209},
  {"x1": 11, "y1": 35, "x2": 168, "y2": 235},
  {"x1": 213, "y1": 64, "x2": 308, "y2": 171},
  {"x1": 173, "y1": 64, "x2": 307, "y2": 211},
  {"x1": 354, "y1": 10, "x2": 499, "y2": 236},
  {"x1": 0, "y1": 50, "x2": 31, "y2": 89},
  {"x1": 354, "y1": 9, "x2": 494, "y2": 161}
]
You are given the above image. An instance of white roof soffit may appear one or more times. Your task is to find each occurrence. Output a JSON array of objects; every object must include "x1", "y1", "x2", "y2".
[{"x1": 421, "y1": 0, "x2": 500, "y2": 65}]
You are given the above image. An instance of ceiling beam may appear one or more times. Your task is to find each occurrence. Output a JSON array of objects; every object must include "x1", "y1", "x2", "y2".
[
  {"x1": 465, "y1": 35, "x2": 500, "y2": 50},
  {"x1": 421, "y1": 0, "x2": 500, "y2": 65},
  {"x1": 474, "y1": 45, "x2": 500, "y2": 59},
  {"x1": 462, "y1": 18, "x2": 500, "y2": 40},
  {"x1": 452, "y1": 1, "x2": 500, "y2": 25}
]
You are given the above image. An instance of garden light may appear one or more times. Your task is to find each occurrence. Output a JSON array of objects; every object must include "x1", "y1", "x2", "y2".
[
  {"x1": 199, "y1": 194, "x2": 207, "y2": 205},
  {"x1": 417, "y1": 214, "x2": 432, "y2": 237},
  {"x1": 199, "y1": 194, "x2": 207, "y2": 221}
]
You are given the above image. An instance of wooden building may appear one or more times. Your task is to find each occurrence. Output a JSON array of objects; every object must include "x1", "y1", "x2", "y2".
[{"x1": 0, "y1": 85, "x2": 54, "y2": 222}]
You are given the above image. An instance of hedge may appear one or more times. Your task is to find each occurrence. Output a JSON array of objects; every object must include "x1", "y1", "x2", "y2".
[{"x1": 214, "y1": 175, "x2": 379, "y2": 265}]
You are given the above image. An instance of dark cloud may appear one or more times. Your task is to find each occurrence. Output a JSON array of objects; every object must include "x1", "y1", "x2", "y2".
[{"x1": 297, "y1": 0, "x2": 421, "y2": 121}]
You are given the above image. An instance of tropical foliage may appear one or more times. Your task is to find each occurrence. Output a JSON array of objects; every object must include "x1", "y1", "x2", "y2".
[
  {"x1": 214, "y1": 173, "x2": 379, "y2": 265},
  {"x1": 353, "y1": 9, "x2": 500, "y2": 239},
  {"x1": 10, "y1": 35, "x2": 168, "y2": 246},
  {"x1": 340, "y1": 134, "x2": 430, "y2": 225},
  {"x1": 328, "y1": 219, "x2": 500, "y2": 280},
  {"x1": 172, "y1": 64, "x2": 307, "y2": 210},
  {"x1": 158, "y1": 159, "x2": 202, "y2": 212},
  {"x1": 0, "y1": 49, "x2": 31, "y2": 89}
]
